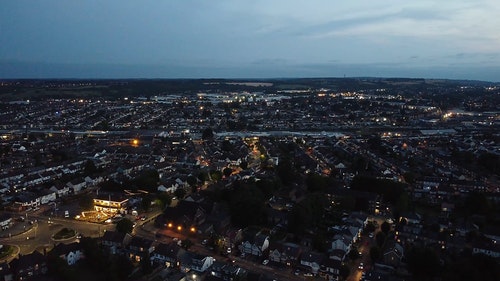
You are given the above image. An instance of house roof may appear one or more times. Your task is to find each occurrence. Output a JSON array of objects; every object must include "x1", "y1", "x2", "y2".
[
  {"x1": 153, "y1": 242, "x2": 181, "y2": 258},
  {"x1": 9, "y1": 251, "x2": 46, "y2": 271},
  {"x1": 280, "y1": 242, "x2": 301, "y2": 258},
  {"x1": 0, "y1": 262, "x2": 12, "y2": 278},
  {"x1": 300, "y1": 250, "x2": 325, "y2": 264},
  {"x1": 0, "y1": 213, "x2": 12, "y2": 222},
  {"x1": 161, "y1": 200, "x2": 205, "y2": 224},
  {"x1": 321, "y1": 257, "x2": 341, "y2": 268},
  {"x1": 50, "y1": 242, "x2": 83, "y2": 256},
  {"x1": 382, "y1": 241, "x2": 404, "y2": 258},
  {"x1": 128, "y1": 236, "x2": 154, "y2": 249},
  {"x1": 101, "y1": 230, "x2": 127, "y2": 244}
]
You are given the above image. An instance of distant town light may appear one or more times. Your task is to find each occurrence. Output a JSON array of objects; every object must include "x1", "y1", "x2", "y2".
[{"x1": 131, "y1": 139, "x2": 139, "y2": 146}]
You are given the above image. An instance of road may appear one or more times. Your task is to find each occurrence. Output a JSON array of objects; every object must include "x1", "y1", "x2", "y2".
[
  {"x1": 136, "y1": 213, "x2": 314, "y2": 281},
  {"x1": 2, "y1": 209, "x2": 388, "y2": 281},
  {"x1": 0, "y1": 214, "x2": 115, "y2": 260},
  {"x1": 346, "y1": 216, "x2": 388, "y2": 281}
]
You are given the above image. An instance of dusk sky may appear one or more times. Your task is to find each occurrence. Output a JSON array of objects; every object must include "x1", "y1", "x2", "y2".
[{"x1": 1, "y1": 0, "x2": 499, "y2": 81}]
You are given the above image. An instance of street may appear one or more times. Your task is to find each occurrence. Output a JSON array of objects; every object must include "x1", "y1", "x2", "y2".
[{"x1": 0, "y1": 213, "x2": 115, "y2": 261}]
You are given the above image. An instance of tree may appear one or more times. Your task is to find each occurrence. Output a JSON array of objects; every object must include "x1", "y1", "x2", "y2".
[
  {"x1": 350, "y1": 175, "x2": 406, "y2": 204},
  {"x1": 369, "y1": 246, "x2": 381, "y2": 263},
  {"x1": 339, "y1": 264, "x2": 351, "y2": 280},
  {"x1": 156, "y1": 193, "x2": 172, "y2": 209},
  {"x1": 239, "y1": 161, "x2": 248, "y2": 170},
  {"x1": 210, "y1": 170, "x2": 222, "y2": 182},
  {"x1": 365, "y1": 221, "x2": 376, "y2": 233},
  {"x1": 223, "y1": 167, "x2": 233, "y2": 178},
  {"x1": 182, "y1": 239, "x2": 194, "y2": 250},
  {"x1": 312, "y1": 231, "x2": 328, "y2": 253},
  {"x1": 83, "y1": 159, "x2": 98, "y2": 176},
  {"x1": 80, "y1": 237, "x2": 109, "y2": 272},
  {"x1": 381, "y1": 221, "x2": 391, "y2": 235},
  {"x1": 464, "y1": 191, "x2": 492, "y2": 216},
  {"x1": 276, "y1": 156, "x2": 298, "y2": 186},
  {"x1": 116, "y1": 218, "x2": 134, "y2": 234},
  {"x1": 78, "y1": 194, "x2": 94, "y2": 210},
  {"x1": 221, "y1": 139, "x2": 233, "y2": 152},
  {"x1": 132, "y1": 169, "x2": 159, "y2": 192},
  {"x1": 394, "y1": 191, "x2": 410, "y2": 220},
  {"x1": 443, "y1": 253, "x2": 500, "y2": 281},
  {"x1": 141, "y1": 196, "x2": 152, "y2": 212},
  {"x1": 174, "y1": 188, "x2": 186, "y2": 199},
  {"x1": 403, "y1": 172, "x2": 416, "y2": 184},
  {"x1": 202, "y1": 128, "x2": 214, "y2": 140},
  {"x1": 348, "y1": 247, "x2": 360, "y2": 261},
  {"x1": 306, "y1": 172, "x2": 328, "y2": 192},
  {"x1": 46, "y1": 255, "x2": 74, "y2": 280},
  {"x1": 375, "y1": 232, "x2": 386, "y2": 248},
  {"x1": 477, "y1": 152, "x2": 500, "y2": 175},
  {"x1": 186, "y1": 175, "x2": 197, "y2": 187},
  {"x1": 197, "y1": 171, "x2": 208, "y2": 183},
  {"x1": 406, "y1": 246, "x2": 441, "y2": 280},
  {"x1": 140, "y1": 252, "x2": 152, "y2": 274},
  {"x1": 108, "y1": 255, "x2": 133, "y2": 281}
]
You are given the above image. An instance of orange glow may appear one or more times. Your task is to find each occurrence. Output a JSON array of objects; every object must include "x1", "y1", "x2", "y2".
[
  {"x1": 177, "y1": 226, "x2": 182, "y2": 231},
  {"x1": 167, "y1": 223, "x2": 173, "y2": 228},
  {"x1": 190, "y1": 227, "x2": 196, "y2": 232},
  {"x1": 131, "y1": 139, "x2": 139, "y2": 146}
]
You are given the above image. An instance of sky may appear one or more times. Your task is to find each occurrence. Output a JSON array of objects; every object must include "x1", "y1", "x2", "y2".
[{"x1": 1, "y1": 0, "x2": 499, "y2": 81}]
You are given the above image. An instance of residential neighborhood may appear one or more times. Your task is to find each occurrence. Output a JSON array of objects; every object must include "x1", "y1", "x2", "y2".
[{"x1": 0, "y1": 78, "x2": 498, "y2": 281}]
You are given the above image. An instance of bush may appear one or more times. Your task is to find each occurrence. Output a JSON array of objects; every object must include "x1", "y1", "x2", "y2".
[{"x1": 53, "y1": 228, "x2": 76, "y2": 240}]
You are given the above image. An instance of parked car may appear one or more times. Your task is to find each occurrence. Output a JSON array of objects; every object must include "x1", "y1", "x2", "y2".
[{"x1": 262, "y1": 259, "x2": 269, "y2": 265}]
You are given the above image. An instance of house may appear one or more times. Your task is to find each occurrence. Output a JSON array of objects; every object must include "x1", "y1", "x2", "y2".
[
  {"x1": 239, "y1": 230, "x2": 269, "y2": 257},
  {"x1": 93, "y1": 193, "x2": 129, "y2": 214},
  {"x1": 346, "y1": 212, "x2": 369, "y2": 227},
  {"x1": 151, "y1": 242, "x2": 184, "y2": 268},
  {"x1": 472, "y1": 239, "x2": 500, "y2": 258},
  {"x1": 180, "y1": 252, "x2": 214, "y2": 273},
  {"x1": 49, "y1": 183, "x2": 71, "y2": 198},
  {"x1": 382, "y1": 241, "x2": 404, "y2": 268},
  {"x1": 328, "y1": 249, "x2": 347, "y2": 262},
  {"x1": 13, "y1": 193, "x2": 40, "y2": 210},
  {"x1": 318, "y1": 258, "x2": 341, "y2": 280},
  {"x1": 0, "y1": 214, "x2": 12, "y2": 230},
  {"x1": 209, "y1": 260, "x2": 243, "y2": 281},
  {"x1": 9, "y1": 251, "x2": 47, "y2": 281},
  {"x1": 35, "y1": 188, "x2": 56, "y2": 205},
  {"x1": 399, "y1": 212, "x2": 421, "y2": 225},
  {"x1": 49, "y1": 242, "x2": 84, "y2": 265},
  {"x1": 268, "y1": 242, "x2": 301, "y2": 266},
  {"x1": 156, "y1": 200, "x2": 206, "y2": 230},
  {"x1": 0, "y1": 261, "x2": 13, "y2": 281},
  {"x1": 330, "y1": 234, "x2": 352, "y2": 253},
  {"x1": 300, "y1": 250, "x2": 325, "y2": 275},
  {"x1": 125, "y1": 236, "x2": 155, "y2": 262},
  {"x1": 67, "y1": 177, "x2": 87, "y2": 193},
  {"x1": 101, "y1": 230, "x2": 129, "y2": 255}
]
